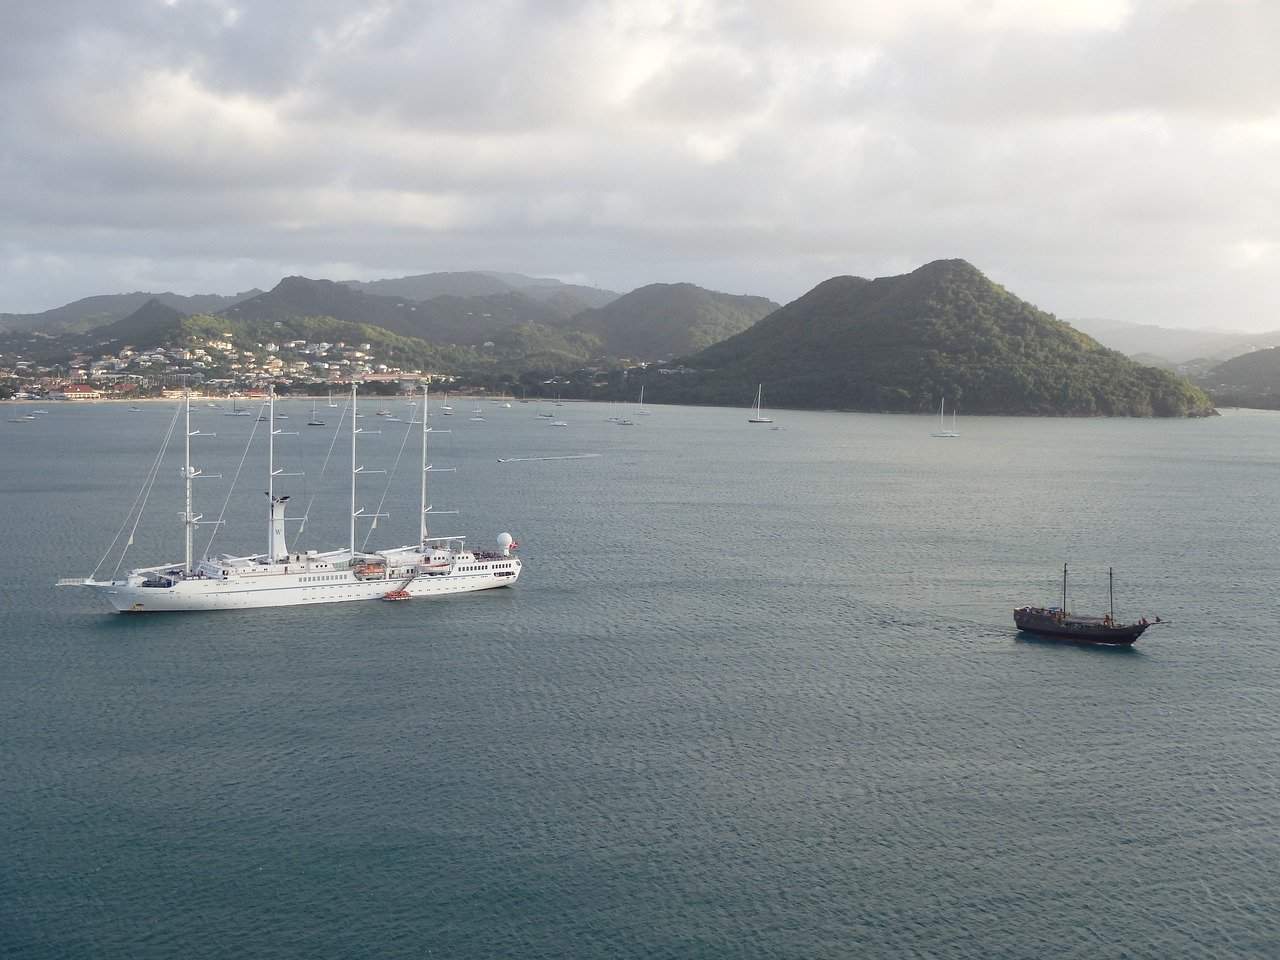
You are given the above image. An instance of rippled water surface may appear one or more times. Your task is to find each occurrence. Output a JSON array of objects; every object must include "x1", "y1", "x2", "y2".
[{"x1": 2, "y1": 401, "x2": 1279, "y2": 958}]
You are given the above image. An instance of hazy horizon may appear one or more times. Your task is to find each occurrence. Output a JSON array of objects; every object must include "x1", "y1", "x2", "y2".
[{"x1": 3, "y1": 1, "x2": 1277, "y2": 330}]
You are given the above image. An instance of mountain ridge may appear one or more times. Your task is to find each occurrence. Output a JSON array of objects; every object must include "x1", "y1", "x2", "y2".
[
  {"x1": 570, "y1": 282, "x2": 779, "y2": 359},
  {"x1": 661, "y1": 259, "x2": 1213, "y2": 417},
  {"x1": 0, "y1": 289, "x2": 263, "y2": 334}
]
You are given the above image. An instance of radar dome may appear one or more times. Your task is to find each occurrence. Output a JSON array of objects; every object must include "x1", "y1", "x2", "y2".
[{"x1": 497, "y1": 532, "x2": 514, "y2": 553}]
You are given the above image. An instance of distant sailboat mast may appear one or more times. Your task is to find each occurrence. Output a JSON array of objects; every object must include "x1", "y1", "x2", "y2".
[
  {"x1": 748, "y1": 384, "x2": 773, "y2": 423},
  {"x1": 931, "y1": 396, "x2": 960, "y2": 437}
]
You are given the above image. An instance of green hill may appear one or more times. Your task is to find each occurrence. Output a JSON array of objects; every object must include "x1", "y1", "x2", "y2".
[
  {"x1": 0, "y1": 289, "x2": 261, "y2": 334},
  {"x1": 88, "y1": 298, "x2": 187, "y2": 346},
  {"x1": 570, "y1": 283, "x2": 779, "y2": 360},
  {"x1": 182, "y1": 312, "x2": 476, "y2": 372},
  {"x1": 225, "y1": 276, "x2": 567, "y2": 345},
  {"x1": 663, "y1": 260, "x2": 1214, "y2": 417},
  {"x1": 1200, "y1": 347, "x2": 1280, "y2": 408},
  {"x1": 343, "y1": 271, "x2": 619, "y2": 317}
]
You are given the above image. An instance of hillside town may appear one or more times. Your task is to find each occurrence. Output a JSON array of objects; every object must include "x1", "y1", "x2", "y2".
[{"x1": 0, "y1": 333, "x2": 442, "y2": 400}]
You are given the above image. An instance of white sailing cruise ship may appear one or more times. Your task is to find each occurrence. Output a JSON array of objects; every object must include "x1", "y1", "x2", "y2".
[{"x1": 59, "y1": 384, "x2": 522, "y2": 612}]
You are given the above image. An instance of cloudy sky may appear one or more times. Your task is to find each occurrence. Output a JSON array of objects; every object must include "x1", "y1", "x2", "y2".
[{"x1": 2, "y1": 0, "x2": 1276, "y2": 328}]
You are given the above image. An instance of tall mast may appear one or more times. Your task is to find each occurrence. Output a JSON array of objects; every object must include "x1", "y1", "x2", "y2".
[
  {"x1": 350, "y1": 381, "x2": 357, "y2": 559},
  {"x1": 1062, "y1": 562, "x2": 1068, "y2": 612},
  {"x1": 267, "y1": 384, "x2": 275, "y2": 558},
  {"x1": 184, "y1": 388, "x2": 193, "y2": 574},
  {"x1": 420, "y1": 382, "x2": 429, "y2": 545},
  {"x1": 1109, "y1": 567, "x2": 1114, "y2": 620}
]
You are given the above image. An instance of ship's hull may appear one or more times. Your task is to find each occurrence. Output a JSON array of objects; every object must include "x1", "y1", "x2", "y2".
[
  {"x1": 90, "y1": 565, "x2": 520, "y2": 613},
  {"x1": 1013, "y1": 607, "x2": 1148, "y2": 645}
]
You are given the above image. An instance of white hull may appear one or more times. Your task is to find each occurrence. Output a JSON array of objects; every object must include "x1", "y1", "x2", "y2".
[{"x1": 85, "y1": 559, "x2": 522, "y2": 612}]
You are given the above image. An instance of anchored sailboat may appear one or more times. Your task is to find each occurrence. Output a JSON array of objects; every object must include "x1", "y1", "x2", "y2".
[
  {"x1": 58, "y1": 383, "x2": 522, "y2": 612},
  {"x1": 748, "y1": 384, "x2": 773, "y2": 424},
  {"x1": 931, "y1": 398, "x2": 960, "y2": 438}
]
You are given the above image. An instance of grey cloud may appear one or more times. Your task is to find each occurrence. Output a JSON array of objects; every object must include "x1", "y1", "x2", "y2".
[{"x1": 0, "y1": 0, "x2": 1277, "y2": 331}]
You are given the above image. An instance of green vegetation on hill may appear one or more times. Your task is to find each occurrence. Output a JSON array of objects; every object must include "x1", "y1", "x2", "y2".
[
  {"x1": 1200, "y1": 347, "x2": 1280, "y2": 408},
  {"x1": 343, "y1": 271, "x2": 620, "y2": 317},
  {"x1": 182, "y1": 313, "x2": 477, "y2": 372},
  {"x1": 664, "y1": 260, "x2": 1215, "y2": 417},
  {"x1": 0, "y1": 289, "x2": 260, "y2": 334},
  {"x1": 2, "y1": 273, "x2": 773, "y2": 374},
  {"x1": 91, "y1": 299, "x2": 186, "y2": 346},
  {"x1": 571, "y1": 283, "x2": 778, "y2": 359},
  {"x1": 226, "y1": 277, "x2": 570, "y2": 346}
]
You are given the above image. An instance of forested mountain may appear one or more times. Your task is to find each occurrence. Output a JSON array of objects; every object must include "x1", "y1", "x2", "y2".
[
  {"x1": 1200, "y1": 347, "x2": 1280, "y2": 408},
  {"x1": 225, "y1": 277, "x2": 772, "y2": 361},
  {"x1": 87, "y1": 299, "x2": 186, "y2": 348},
  {"x1": 342, "y1": 271, "x2": 619, "y2": 317},
  {"x1": 1, "y1": 274, "x2": 761, "y2": 365},
  {"x1": 570, "y1": 283, "x2": 779, "y2": 359},
  {"x1": 222, "y1": 277, "x2": 565, "y2": 345},
  {"x1": 0, "y1": 289, "x2": 262, "y2": 334},
  {"x1": 660, "y1": 260, "x2": 1214, "y2": 417}
]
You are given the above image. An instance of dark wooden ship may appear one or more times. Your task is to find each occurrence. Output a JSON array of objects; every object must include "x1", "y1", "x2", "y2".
[{"x1": 1014, "y1": 565, "x2": 1158, "y2": 646}]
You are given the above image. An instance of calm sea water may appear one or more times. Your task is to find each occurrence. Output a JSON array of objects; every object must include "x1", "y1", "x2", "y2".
[{"x1": 2, "y1": 400, "x2": 1278, "y2": 959}]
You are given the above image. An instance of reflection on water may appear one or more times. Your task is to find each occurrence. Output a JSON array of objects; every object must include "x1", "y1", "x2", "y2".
[{"x1": 2, "y1": 403, "x2": 1278, "y2": 959}]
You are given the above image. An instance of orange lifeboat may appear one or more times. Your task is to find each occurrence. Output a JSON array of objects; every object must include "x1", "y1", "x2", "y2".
[{"x1": 383, "y1": 589, "x2": 411, "y2": 601}]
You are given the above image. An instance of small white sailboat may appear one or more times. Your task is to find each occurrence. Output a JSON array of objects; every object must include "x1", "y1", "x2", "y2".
[
  {"x1": 930, "y1": 398, "x2": 960, "y2": 438},
  {"x1": 307, "y1": 400, "x2": 325, "y2": 426},
  {"x1": 748, "y1": 384, "x2": 773, "y2": 424},
  {"x1": 327, "y1": 391, "x2": 338, "y2": 408},
  {"x1": 469, "y1": 406, "x2": 486, "y2": 422},
  {"x1": 223, "y1": 397, "x2": 252, "y2": 417},
  {"x1": 636, "y1": 385, "x2": 650, "y2": 415}
]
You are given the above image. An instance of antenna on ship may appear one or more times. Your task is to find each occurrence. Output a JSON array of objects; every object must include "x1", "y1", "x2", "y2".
[
  {"x1": 1062, "y1": 562, "x2": 1068, "y2": 613},
  {"x1": 1109, "y1": 566, "x2": 1114, "y2": 622}
]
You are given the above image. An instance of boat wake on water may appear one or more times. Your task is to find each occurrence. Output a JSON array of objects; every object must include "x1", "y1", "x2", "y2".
[{"x1": 497, "y1": 454, "x2": 602, "y2": 463}]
